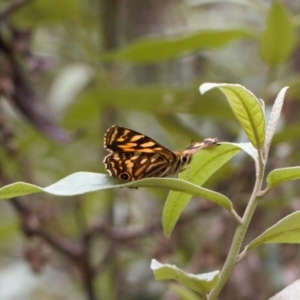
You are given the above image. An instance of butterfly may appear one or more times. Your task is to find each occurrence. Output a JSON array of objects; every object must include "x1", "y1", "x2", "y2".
[{"x1": 103, "y1": 125, "x2": 219, "y2": 181}]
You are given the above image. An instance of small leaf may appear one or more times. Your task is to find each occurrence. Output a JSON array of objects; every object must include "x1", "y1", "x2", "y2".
[
  {"x1": 246, "y1": 211, "x2": 300, "y2": 251},
  {"x1": 163, "y1": 143, "x2": 241, "y2": 237},
  {"x1": 266, "y1": 167, "x2": 300, "y2": 188},
  {"x1": 265, "y1": 87, "x2": 289, "y2": 150},
  {"x1": 200, "y1": 83, "x2": 265, "y2": 149},
  {"x1": 151, "y1": 259, "x2": 219, "y2": 294},
  {"x1": 259, "y1": 1, "x2": 297, "y2": 65},
  {"x1": 101, "y1": 29, "x2": 254, "y2": 63}
]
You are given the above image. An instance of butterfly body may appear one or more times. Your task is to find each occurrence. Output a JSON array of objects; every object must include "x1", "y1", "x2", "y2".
[{"x1": 103, "y1": 126, "x2": 219, "y2": 181}]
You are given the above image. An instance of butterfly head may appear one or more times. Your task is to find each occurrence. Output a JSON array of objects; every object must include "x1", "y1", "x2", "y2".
[{"x1": 179, "y1": 152, "x2": 192, "y2": 164}]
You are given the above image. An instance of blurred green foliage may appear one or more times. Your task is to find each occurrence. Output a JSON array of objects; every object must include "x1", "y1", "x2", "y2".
[{"x1": 0, "y1": 0, "x2": 300, "y2": 299}]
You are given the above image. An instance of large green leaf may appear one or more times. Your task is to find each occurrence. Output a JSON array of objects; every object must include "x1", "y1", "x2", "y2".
[
  {"x1": 246, "y1": 211, "x2": 300, "y2": 251},
  {"x1": 151, "y1": 259, "x2": 219, "y2": 294},
  {"x1": 163, "y1": 143, "x2": 241, "y2": 237},
  {"x1": 101, "y1": 29, "x2": 254, "y2": 63},
  {"x1": 163, "y1": 186, "x2": 233, "y2": 237},
  {"x1": 200, "y1": 83, "x2": 265, "y2": 149},
  {"x1": 259, "y1": 1, "x2": 296, "y2": 65},
  {"x1": 0, "y1": 172, "x2": 230, "y2": 202},
  {"x1": 266, "y1": 167, "x2": 300, "y2": 188}
]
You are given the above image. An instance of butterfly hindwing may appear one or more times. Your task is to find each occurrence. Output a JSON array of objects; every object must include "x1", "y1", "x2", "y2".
[{"x1": 104, "y1": 151, "x2": 173, "y2": 181}]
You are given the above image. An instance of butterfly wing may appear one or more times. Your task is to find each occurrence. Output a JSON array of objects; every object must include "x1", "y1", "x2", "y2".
[
  {"x1": 103, "y1": 126, "x2": 220, "y2": 181},
  {"x1": 103, "y1": 126, "x2": 219, "y2": 181},
  {"x1": 103, "y1": 126, "x2": 182, "y2": 181},
  {"x1": 103, "y1": 151, "x2": 174, "y2": 181},
  {"x1": 104, "y1": 126, "x2": 172, "y2": 154}
]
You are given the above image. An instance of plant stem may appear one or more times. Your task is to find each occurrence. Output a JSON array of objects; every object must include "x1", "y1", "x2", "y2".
[{"x1": 208, "y1": 151, "x2": 265, "y2": 299}]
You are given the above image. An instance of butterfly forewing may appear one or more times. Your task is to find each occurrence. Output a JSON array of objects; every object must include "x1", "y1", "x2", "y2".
[{"x1": 104, "y1": 126, "x2": 171, "y2": 154}]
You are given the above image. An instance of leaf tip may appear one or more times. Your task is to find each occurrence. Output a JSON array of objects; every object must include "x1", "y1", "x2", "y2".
[
  {"x1": 279, "y1": 86, "x2": 289, "y2": 95},
  {"x1": 150, "y1": 259, "x2": 161, "y2": 270},
  {"x1": 163, "y1": 228, "x2": 172, "y2": 239},
  {"x1": 199, "y1": 83, "x2": 219, "y2": 95}
]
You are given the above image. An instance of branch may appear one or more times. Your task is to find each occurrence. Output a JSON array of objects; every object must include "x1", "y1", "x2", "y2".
[
  {"x1": 10, "y1": 198, "x2": 83, "y2": 259},
  {"x1": 10, "y1": 197, "x2": 97, "y2": 299},
  {"x1": 87, "y1": 203, "x2": 216, "y2": 242},
  {"x1": 0, "y1": 0, "x2": 32, "y2": 20}
]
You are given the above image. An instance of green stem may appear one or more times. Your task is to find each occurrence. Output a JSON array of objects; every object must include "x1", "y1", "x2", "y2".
[{"x1": 208, "y1": 151, "x2": 265, "y2": 299}]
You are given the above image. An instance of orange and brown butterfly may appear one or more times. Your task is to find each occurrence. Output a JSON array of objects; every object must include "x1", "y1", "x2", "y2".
[{"x1": 103, "y1": 125, "x2": 219, "y2": 181}]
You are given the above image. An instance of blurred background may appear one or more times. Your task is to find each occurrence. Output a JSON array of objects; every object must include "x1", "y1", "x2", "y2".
[{"x1": 0, "y1": 0, "x2": 300, "y2": 299}]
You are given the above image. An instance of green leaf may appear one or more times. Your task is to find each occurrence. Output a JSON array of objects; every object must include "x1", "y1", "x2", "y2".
[
  {"x1": 259, "y1": 1, "x2": 297, "y2": 65},
  {"x1": 266, "y1": 167, "x2": 300, "y2": 188},
  {"x1": 230, "y1": 142, "x2": 258, "y2": 161},
  {"x1": 163, "y1": 143, "x2": 241, "y2": 237},
  {"x1": 170, "y1": 284, "x2": 201, "y2": 300},
  {"x1": 13, "y1": 0, "x2": 81, "y2": 26},
  {"x1": 150, "y1": 259, "x2": 219, "y2": 294},
  {"x1": 179, "y1": 142, "x2": 240, "y2": 183},
  {"x1": 101, "y1": 29, "x2": 254, "y2": 63},
  {"x1": 200, "y1": 83, "x2": 265, "y2": 149},
  {"x1": 246, "y1": 211, "x2": 300, "y2": 251},
  {"x1": 0, "y1": 182, "x2": 44, "y2": 199},
  {"x1": 86, "y1": 86, "x2": 234, "y2": 120},
  {"x1": 163, "y1": 186, "x2": 232, "y2": 234},
  {"x1": 0, "y1": 172, "x2": 229, "y2": 201}
]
